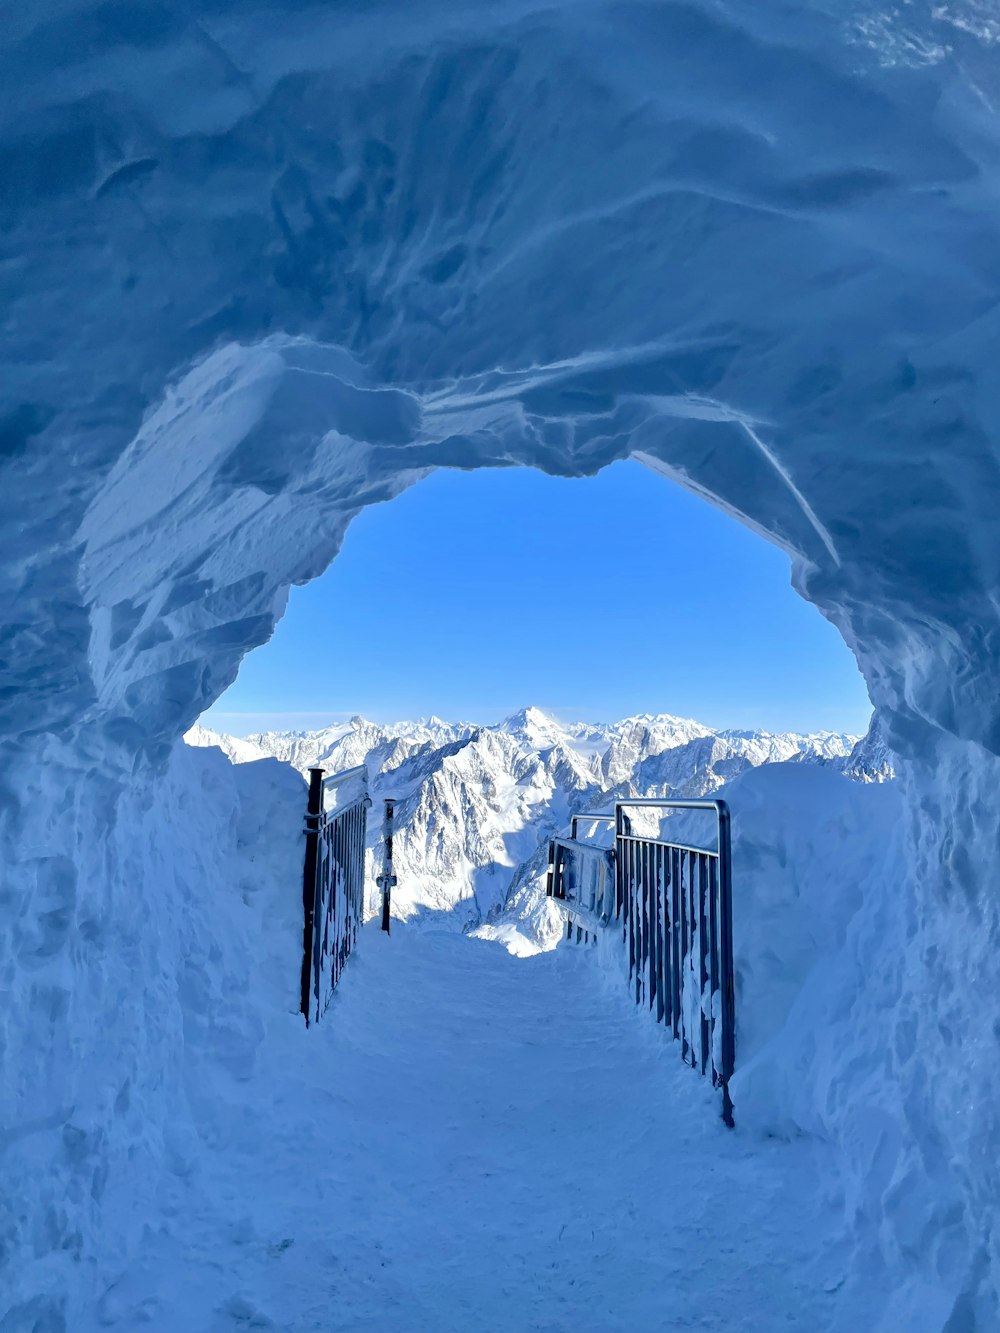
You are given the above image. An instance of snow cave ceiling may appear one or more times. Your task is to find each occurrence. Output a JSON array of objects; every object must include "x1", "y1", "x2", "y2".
[{"x1": 4, "y1": 0, "x2": 1000, "y2": 759}]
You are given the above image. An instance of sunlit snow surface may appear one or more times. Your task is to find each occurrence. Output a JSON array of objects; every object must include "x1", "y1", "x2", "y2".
[
  {"x1": 3, "y1": 1, "x2": 1000, "y2": 1327},
  {"x1": 92, "y1": 916, "x2": 879, "y2": 1333}
]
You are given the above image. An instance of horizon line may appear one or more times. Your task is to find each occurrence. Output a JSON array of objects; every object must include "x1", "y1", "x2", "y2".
[{"x1": 196, "y1": 702, "x2": 872, "y2": 739}]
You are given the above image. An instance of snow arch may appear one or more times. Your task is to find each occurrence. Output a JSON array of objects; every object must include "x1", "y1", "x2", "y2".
[{"x1": 4, "y1": 1, "x2": 1000, "y2": 1325}]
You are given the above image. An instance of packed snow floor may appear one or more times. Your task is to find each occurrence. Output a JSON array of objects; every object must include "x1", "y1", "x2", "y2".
[{"x1": 95, "y1": 923, "x2": 869, "y2": 1332}]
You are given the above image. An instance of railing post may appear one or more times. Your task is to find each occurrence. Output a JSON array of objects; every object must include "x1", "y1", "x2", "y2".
[
  {"x1": 301, "y1": 766, "x2": 325, "y2": 1027},
  {"x1": 379, "y1": 798, "x2": 397, "y2": 933},
  {"x1": 717, "y1": 800, "x2": 735, "y2": 1128}
]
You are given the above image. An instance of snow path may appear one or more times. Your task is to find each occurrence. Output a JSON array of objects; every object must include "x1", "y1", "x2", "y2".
[{"x1": 101, "y1": 925, "x2": 863, "y2": 1332}]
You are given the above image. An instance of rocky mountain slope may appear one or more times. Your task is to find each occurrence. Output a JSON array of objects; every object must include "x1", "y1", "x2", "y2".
[{"x1": 187, "y1": 707, "x2": 883, "y2": 934}]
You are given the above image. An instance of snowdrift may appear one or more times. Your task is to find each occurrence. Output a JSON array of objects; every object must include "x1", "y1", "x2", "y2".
[{"x1": 1, "y1": 743, "x2": 304, "y2": 1327}]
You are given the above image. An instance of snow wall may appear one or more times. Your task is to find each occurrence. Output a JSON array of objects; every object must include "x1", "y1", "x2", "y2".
[{"x1": 3, "y1": 1, "x2": 1000, "y2": 1326}]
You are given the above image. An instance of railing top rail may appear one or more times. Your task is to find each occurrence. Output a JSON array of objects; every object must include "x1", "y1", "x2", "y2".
[
  {"x1": 616, "y1": 834, "x2": 720, "y2": 857},
  {"x1": 569, "y1": 810, "x2": 617, "y2": 841},
  {"x1": 614, "y1": 797, "x2": 730, "y2": 816},
  {"x1": 568, "y1": 799, "x2": 732, "y2": 850},
  {"x1": 613, "y1": 796, "x2": 731, "y2": 857},
  {"x1": 551, "y1": 835, "x2": 616, "y2": 855},
  {"x1": 322, "y1": 790, "x2": 371, "y2": 816},
  {"x1": 311, "y1": 763, "x2": 368, "y2": 789}
]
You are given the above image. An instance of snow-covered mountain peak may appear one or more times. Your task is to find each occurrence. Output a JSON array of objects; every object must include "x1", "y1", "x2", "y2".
[
  {"x1": 186, "y1": 707, "x2": 874, "y2": 933},
  {"x1": 185, "y1": 724, "x2": 269, "y2": 766},
  {"x1": 497, "y1": 705, "x2": 572, "y2": 750}
]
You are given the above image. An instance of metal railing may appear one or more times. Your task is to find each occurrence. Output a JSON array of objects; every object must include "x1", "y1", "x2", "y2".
[
  {"x1": 300, "y1": 764, "x2": 370, "y2": 1026},
  {"x1": 546, "y1": 821, "x2": 616, "y2": 929},
  {"x1": 547, "y1": 798, "x2": 735, "y2": 1126}
]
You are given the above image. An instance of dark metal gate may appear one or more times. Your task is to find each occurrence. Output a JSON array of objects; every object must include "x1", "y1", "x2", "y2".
[
  {"x1": 300, "y1": 764, "x2": 370, "y2": 1026},
  {"x1": 547, "y1": 798, "x2": 735, "y2": 1126}
]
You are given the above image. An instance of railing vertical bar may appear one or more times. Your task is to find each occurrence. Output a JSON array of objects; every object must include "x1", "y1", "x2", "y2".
[
  {"x1": 314, "y1": 825, "x2": 325, "y2": 1009},
  {"x1": 345, "y1": 805, "x2": 350, "y2": 957},
  {"x1": 661, "y1": 843, "x2": 672, "y2": 1031},
  {"x1": 359, "y1": 801, "x2": 366, "y2": 944},
  {"x1": 634, "y1": 836, "x2": 643, "y2": 1003},
  {"x1": 662, "y1": 845, "x2": 669, "y2": 1026},
  {"x1": 365, "y1": 800, "x2": 370, "y2": 931},
  {"x1": 648, "y1": 842, "x2": 656, "y2": 1014},
  {"x1": 708, "y1": 856, "x2": 720, "y2": 1086},
  {"x1": 627, "y1": 832, "x2": 636, "y2": 981},
  {"x1": 367, "y1": 806, "x2": 373, "y2": 921},
  {"x1": 642, "y1": 839, "x2": 650, "y2": 1007},
  {"x1": 686, "y1": 848, "x2": 695, "y2": 1067},
  {"x1": 634, "y1": 837, "x2": 642, "y2": 986},
  {"x1": 337, "y1": 812, "x2": 345, "y2": 984},
  {"x1": 626, "y1": 831, "x2": 632, "y2": 968},
  {"x1": 653, "y1": 842, "x2": 661, "y2": 1007},
  {"x1": 651, "y1": 843, "x2": 661, "y2": 1020},
  {"x1": 688, "y1": 845, "x2": 698, "y2": 1067},
  {"x1": 348, "y1": 806, "x2": 353, "y2": 956},
  {"x1": 343, "y1": 810, "x2": 349, "y2": 975},
  {"x1": 671, "y1": 846, "x2": 681, "y2": 1041},
  {"x1": 351, "y1": 803, "x2": 358, "y2": 955},
  {"x1": 337, "y1": 813, "x2": 344, "y2": 985},
  {"x1": 359, "y1": 802, "x2": 364, "y2": 938},
  {"x1": 652, "y1": 840, "x2": 659, "y2": 1012},
  {"x1": 718, "y1": 802, "x2": 736, "y2": 1128},
  {"x1": 330, "y1": 815, "x2": 340, "y2": 990},
  {"x1": 698, "y1": 853, "x2": 710, "y2": 1075},
  {"x1": 332, "y1": 819, "x2": 338, "y2": 989},
  {"x1": 691, "y1": 852, "x2": 699, "y2": 1068},
  {"x1": 660, "y1": 843, "x2": 668, "y2": 1023},
  {"x1": 688, "y1": 847, "x2": 693, "y2": 1066},
  {"x1": 652, "y1": 844, "x2": 660, "y2": 1022},
  {"x1": 359, "y1": 801, "x2": 365, "y2": 935},
  {"x1": 348, "y1": 803, "x2": 356, "y2": 957},
  {"x1": 339, "y1": 812, "x2": 346, "y2": 977},
  {"x1": 338, "y1": 810, "x2": 344, "y2": 982},
  {"x1": 615, "y1": 806, "x2": 624, "y2": 923},
  {"x1": 637, "y1": 837, "x2": 645, "y2": 1002},
  {"x1": 648, "y1": 841, "x2": 657, "y2": 1013}
]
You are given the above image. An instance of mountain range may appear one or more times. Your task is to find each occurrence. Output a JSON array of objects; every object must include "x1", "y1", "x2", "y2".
[{"x1": 186, "y1": 707, "x2": 890, "y2": 940}]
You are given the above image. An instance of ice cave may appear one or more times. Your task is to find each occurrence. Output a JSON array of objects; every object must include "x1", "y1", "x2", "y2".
[{"x1": 3, "y1": 1, "x2": 1000, "y2": 1329}]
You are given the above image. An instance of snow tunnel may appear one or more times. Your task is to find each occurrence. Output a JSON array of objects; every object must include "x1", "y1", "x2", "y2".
[{"x1": 3, "y1": 1, "x2": 1000, "y2": 1326}]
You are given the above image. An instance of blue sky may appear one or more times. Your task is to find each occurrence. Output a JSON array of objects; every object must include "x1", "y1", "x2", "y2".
[{"x1": 202, "y1": 461, "x2": 872, "y2": 737}]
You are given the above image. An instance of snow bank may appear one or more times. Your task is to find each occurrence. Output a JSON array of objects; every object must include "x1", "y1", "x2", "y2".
[
  {"x1": 512, "y1": 760, "x2": 998, "y2": 1328},
  {"x1": 0, "y1": 740, "x2": 303, "y2": 1328},
  {"x1": 498, "y1": 763, "x2": 904, "y2": 1118},
  {"x1": 721, "y1": 764, "x2": 903, "y2": 1116}
]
